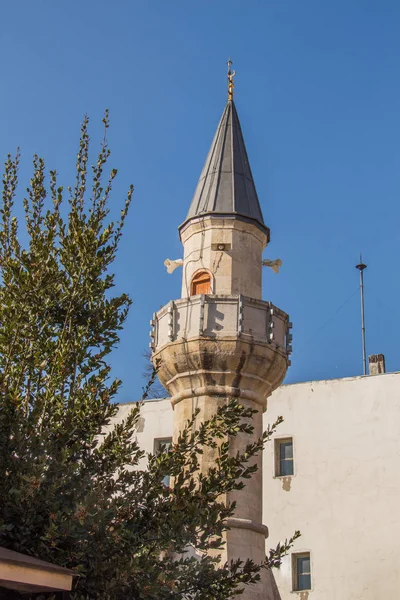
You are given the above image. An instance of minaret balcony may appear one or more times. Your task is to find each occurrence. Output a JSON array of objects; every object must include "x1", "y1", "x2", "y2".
[{"x1": 150, "y1": 294, "x2": 292, "y2": 362}]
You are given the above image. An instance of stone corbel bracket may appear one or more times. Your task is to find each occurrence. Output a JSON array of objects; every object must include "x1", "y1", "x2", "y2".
[
  {"x1": 262, "y1": 258, "x2": 282, "y2": 273},
  {"x1": 164, "y1": 258, "x2": 183, "y2": 274}
]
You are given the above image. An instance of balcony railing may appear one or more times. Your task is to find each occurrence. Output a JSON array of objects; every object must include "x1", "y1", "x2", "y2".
[{"x1": 150, "y1": 295, "x2": 292, "y2": 361}]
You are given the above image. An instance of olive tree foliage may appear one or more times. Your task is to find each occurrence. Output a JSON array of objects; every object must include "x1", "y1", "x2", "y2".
[
  {"x1": 0, "y1": 114, "x2": 299, "y2": 600},
  {"x1": 142, "y1": 348, "x2": 168, "y2": 399}
]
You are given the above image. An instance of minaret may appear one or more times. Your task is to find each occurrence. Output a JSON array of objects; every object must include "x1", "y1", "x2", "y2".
[{"x1": 151, "y1": 63, "x2": 292, "y2": 600}]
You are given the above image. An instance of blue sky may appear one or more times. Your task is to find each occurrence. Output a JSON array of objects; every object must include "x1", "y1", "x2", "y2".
[{"x1": 1, "y1": 1, "x2": 399, "y2": 402}]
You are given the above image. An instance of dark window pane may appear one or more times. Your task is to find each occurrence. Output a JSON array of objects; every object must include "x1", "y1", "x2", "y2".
[
  {"x1": 154, "y1": 439, "x2": 172, "y2": 487},
  {"x1": 297, "y1": 573, "x2": 311, "y2": 591},
  {"x1": 280, "y1": 459, "x2": 294, "y2": 476},
  {"x1": 297, "y1": 556, "x2": 310, "y2": 573},
  {"x1": 280, "y1": 441, "x2": 293, "y2": 460},
  {"x1": 154, "y1": 438, "x2": 172, "y2": 453}
]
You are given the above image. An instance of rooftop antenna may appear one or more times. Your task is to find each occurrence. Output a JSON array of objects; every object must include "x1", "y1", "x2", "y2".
[
  {"x1": 227, "y1": 58, "x2": 235, "y2": 101},
  {"x1": 355, "y1": 254, "x2": 367, "y2": 375}
]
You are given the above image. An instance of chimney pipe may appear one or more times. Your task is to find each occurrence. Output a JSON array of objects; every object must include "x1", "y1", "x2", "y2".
[{"x1": 368, "y1": 354, "x2": 386, "y2": 375}]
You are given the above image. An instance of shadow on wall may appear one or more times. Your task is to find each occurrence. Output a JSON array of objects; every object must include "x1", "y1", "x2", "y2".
[
  {"x1": 281, "y1": 476, "x2": 292, "y2": 492},
  {"x1": 136, "y1": 417, "x2": 145, "y2": 433}
]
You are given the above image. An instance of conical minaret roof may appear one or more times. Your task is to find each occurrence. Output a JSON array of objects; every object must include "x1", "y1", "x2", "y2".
[{"x1": 180, "y1": 99, "x2": 269, "y2": 240}]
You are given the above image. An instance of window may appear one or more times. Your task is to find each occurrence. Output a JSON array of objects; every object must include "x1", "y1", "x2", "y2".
[
  {"x1": 275, "y1": 438, "x2": 294, "y2": 477},
  {"x1": 154, "y1": 437, "x2": 172, "y2": 487},
  {"x1": 292, "y1": 553, "x2": 311, "y2": 591},
  {"x1": 190, "y1": 270, "x2": 211, "y2": 295}
]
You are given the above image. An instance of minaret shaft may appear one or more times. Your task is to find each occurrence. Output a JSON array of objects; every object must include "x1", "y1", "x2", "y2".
[{"x1": 180, "y1": 217, "x2": 267, "y2": 300}]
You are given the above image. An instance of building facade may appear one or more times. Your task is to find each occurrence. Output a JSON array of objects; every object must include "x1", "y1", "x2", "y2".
[{"x1": 115, "y1": 368, "x2": 400, "y2": 599}]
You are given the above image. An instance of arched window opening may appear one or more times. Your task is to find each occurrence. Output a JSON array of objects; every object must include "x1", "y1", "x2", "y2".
[{"x1": 191, "y1": 270, "x2": 212, "y2": 296}]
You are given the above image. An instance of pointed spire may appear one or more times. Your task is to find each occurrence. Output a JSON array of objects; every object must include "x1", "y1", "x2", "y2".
[{"x1": 180, "y1": 65, "x2": 269, "y2": 239}]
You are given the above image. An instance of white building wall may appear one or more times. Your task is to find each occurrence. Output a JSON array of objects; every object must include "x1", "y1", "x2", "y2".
[
  {"x1": 116, "y1": 371, "x2": 400, "y2": 599},
  {"x1": 116, "y1": 399, "x2": 173, "y2": 470},
  {"x1": 265, "y1": 371, "x2": 400, "y2": 600}
]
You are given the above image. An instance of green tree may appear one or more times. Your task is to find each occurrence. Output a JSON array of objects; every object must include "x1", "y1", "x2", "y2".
[{"x1": 0, "y1": 114, "x2": 299, "y2": 599}]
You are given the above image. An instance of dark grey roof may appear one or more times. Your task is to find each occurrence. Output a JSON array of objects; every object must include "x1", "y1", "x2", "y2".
[{"x1": 180, "y1": 100, "x2": 269, "y2": 238}]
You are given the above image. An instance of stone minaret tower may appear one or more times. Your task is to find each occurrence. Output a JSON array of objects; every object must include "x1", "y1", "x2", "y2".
[{"x1": 151, "y1": 66, "x2": 292, "y2": 600}]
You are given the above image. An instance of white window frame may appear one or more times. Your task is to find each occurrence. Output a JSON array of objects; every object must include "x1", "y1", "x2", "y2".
[
  {"x1": 153, "y1": 437, "x2": 172, "y2": 453},
  {"x1": 292, "y1": 552, "x2": 312, "y2": 592},
  {"x1": 274, "y1": 437, "x2": 294, "y2": 478}
]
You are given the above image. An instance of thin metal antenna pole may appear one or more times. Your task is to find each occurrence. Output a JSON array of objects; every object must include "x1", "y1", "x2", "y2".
[{"x1": 356, "y1": 255, "x2": 367, "y2": 375}]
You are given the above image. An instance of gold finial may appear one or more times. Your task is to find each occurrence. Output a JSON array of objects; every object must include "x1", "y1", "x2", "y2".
[{"x1": 227, "y1": 58, "x2": 236, "y2": 101}]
